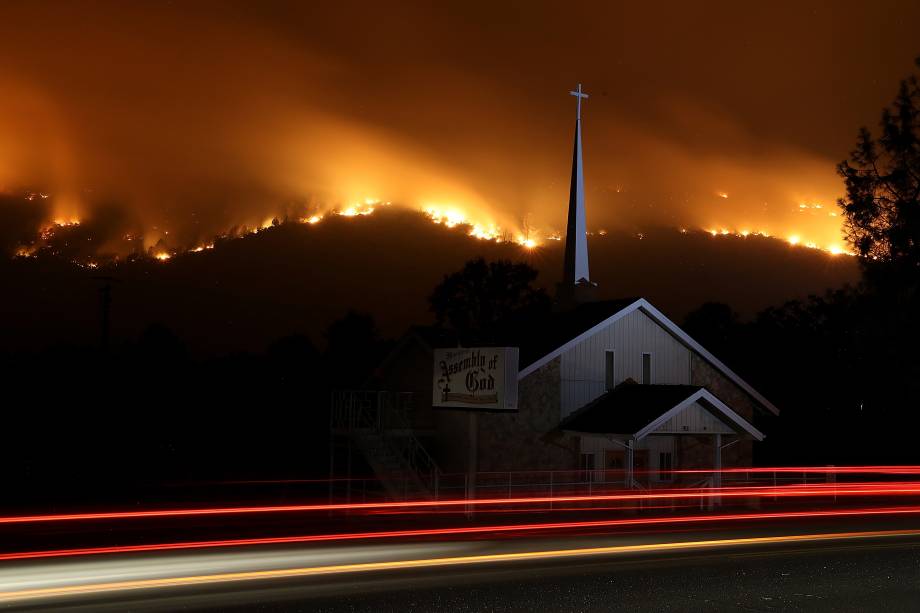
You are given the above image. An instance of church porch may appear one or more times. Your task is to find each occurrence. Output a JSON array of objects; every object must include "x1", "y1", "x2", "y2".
[{"x1": 560, "y1": 383, "x2": 764, "y2": 490}]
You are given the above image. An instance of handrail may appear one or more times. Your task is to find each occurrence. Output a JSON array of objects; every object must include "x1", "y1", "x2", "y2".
[{"x1": 332, "y1": 390, "x2": 441, "y2": 498}]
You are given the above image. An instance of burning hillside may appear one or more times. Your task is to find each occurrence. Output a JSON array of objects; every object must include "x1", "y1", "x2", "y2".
[{"x1": 1, "y1": 206, "x2": 859, "y2": 356}]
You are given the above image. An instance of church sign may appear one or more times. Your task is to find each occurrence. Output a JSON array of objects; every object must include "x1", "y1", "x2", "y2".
[{"x1": 432, "y1": 347, "x2": 519, "y2": 411}]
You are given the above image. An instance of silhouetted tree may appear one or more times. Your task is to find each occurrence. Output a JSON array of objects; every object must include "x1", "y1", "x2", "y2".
[
  {"x1": 134, "y1": 323, "x2": 188, "y2": 367},
  {"x1": 838, "y1": 56, "x2": 920, "y2": 277},
  {"x1": 682, "y1": 302, "x2": 740, "y2": 360},
  {"x1": 429, "y1": 257, "x2": 550, "y2": 344},
  {"x1": 324, "y1": 311, "x2": 389, "y2": 386},
  {"x1": 266, "y1": 334, "x2": 320, "y2": 385}
]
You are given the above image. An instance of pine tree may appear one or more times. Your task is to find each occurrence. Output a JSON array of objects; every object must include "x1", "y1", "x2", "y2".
[{"x1": 838, "y1": 57, "x2": 920, "y2": 276}]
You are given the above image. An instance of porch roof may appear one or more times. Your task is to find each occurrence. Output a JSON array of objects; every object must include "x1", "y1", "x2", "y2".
[{"x1": 559, "y1": 383, "x2": 764, "y2": 441}]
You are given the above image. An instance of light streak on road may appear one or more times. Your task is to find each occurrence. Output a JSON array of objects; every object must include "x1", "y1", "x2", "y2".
[
  {"x1": 5, "y1": 481, "x2": 920, "y2": 524},
  {"x1": 4, "y1": 505, "x2": 920, "y2": 563},
  {"x1": 0, "y1": 485, "x2": 906, "y2": 525},
  {"x1": 2, "y1": 529, "x2": 919, "y2": 604},
  {"x1": 674, "y1": 466, "x2": 920, "y2": 475}
]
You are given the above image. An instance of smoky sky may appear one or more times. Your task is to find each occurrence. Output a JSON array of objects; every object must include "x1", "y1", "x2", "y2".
[{"x1": 1, "y1": 0, "x2": 918, "y2": 253}]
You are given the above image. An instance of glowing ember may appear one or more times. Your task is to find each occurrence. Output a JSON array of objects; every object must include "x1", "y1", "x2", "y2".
[
  {"x1": 517, "y1": 237, "x2": 537, "y2": 249},
  {"x1": 13, "y1": 188, "x2": 853, "y2": 266},
  {"x1": 423, "y1": 205, "x2": 511, "y2": 243},
  {"x1": 703, "y1": 226, "x2": 849, "y2": 256},
  {"x1": 337, "y1": 201, "x2": 378, "y2": 217},
  {"x1": 424, "y1": 206, "x2": 467, "y2": 228},
  {"x1": 468, "y1": 224, "x2": 500, "y2": 241}
]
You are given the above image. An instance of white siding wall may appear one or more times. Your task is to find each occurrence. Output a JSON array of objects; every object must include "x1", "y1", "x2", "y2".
[
  {"x1": 652, "y1": 401, "x2": 734, "y2": 435},
  {"x1": 559, "y1": 309, "x2": 691, "y2": 417}
]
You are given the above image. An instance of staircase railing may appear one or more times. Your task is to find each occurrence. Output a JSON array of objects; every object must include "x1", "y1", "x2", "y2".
[{"x1": 332, "y1": 390, "x2": 441, "y2": 498}]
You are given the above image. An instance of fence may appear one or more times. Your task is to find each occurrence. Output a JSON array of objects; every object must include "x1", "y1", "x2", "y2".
[{"x1": 322, "y1": 467, "x2": 848, "y2": 511}]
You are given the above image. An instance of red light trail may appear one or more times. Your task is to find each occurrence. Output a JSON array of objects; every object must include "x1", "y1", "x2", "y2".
[
  {"x1": 0, "y1": 481, "x2": 920, "y2": 524},
  {"x1": 4, "y1": 480, "x2": 920, "y2": 524},
  {"x1": 4, "y1": 505, "x2": 920, "y2": 563},
  {"x1": 674, "y1": 466, "x2": 920, "y2": 475}
]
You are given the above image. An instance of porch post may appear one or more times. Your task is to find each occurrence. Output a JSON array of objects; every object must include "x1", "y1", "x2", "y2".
[
  {"x1": 714, "y1": 433, "x2": 722, "y2": 488},
  {"x1": 713, "y1": 433, "x2": 722, "y2": 508},
  {"x1": 466, "y1": 412, "x2": 478, "y2": 514},
  {"x1": 625, "y1": 438, "x2": 634, "y2": 489}
]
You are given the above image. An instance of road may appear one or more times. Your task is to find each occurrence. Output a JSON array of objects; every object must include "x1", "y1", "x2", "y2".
[{"x1": 5, "y1": 515, "x2": 920, "y2": 612}]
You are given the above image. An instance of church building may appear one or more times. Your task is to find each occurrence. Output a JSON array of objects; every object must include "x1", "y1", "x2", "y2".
[{"x1": 331, "y1": 85, "x2": 777, "y2": 498}]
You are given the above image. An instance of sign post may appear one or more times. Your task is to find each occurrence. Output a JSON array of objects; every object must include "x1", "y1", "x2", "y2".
[{"x1": 432, "y1": 347, "x2": 519, "y2": 511}]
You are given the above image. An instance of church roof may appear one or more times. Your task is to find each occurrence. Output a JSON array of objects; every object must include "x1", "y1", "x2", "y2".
[
  {"x1": 559, "y1": 383, "x2": 764, "y2": 440},
  {"x1": 519, "y1": 298, "x2": 780, "y2": 416},
  {"x1": 560, "y1": 384, "x2": 702, "y2": 434},
  {"x1": 373, "y1": 296, "x2": 778, "y2": 417},
  {"x1": 511, "y1": 298, "x2": 639, "y2": 368}
]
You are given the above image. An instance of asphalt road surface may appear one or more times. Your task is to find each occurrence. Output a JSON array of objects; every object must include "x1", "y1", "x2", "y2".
[{"x1": 6, "y1": 518, "x2": 920, "y2": 612}]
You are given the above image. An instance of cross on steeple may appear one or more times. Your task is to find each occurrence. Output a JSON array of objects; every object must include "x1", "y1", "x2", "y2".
[{"x1": 570, "y1": 83, "x2": 589, "y2": 121}]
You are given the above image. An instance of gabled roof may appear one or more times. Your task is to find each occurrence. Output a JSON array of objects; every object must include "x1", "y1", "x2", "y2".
[
  {"x1": 512, "y1": 298, "x2": 639, "y2": 367},
  {"x1": 518, "y1": 298, "x2": 780, "y2": 416},
  {"x1": 363, "y1": 325, "x2": 458, "y2": 388},
  {"x1": 560, "y1": 384, "x2": 702, "y2": 434},
  {"x1": 559, "y1": 384, "x2": 764, "y2": 441}
]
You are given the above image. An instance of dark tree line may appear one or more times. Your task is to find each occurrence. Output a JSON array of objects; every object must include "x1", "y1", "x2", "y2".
[
  {"x1": 685, "y1": 58, "x2": 920, "y2": 463},
  {"x1": 0, "y1": 310, "x2": 392, "y2": 508},
  {"x1": 429, "y1": 257, "x2": 550, "y2": 345},
  {"x1": 839, "y1": 56, "x2": 920, "y2": 278}
]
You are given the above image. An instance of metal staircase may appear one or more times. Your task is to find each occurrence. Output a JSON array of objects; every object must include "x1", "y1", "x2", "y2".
[{"x1": 331, "y1": 390, "x2": 440, "y2": 499}]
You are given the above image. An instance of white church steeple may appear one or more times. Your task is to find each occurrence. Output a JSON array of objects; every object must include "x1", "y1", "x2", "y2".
[{"x1": 558, "y1": 83, "x2": 596, "y2": 307}]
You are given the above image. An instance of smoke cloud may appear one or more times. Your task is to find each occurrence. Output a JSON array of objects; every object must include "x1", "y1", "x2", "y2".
[{"x1": 1, "y1": 1, "x2": 917, "y2": 255}]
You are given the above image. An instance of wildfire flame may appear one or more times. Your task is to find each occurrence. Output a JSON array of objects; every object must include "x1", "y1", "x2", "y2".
[
  {"x1": 10, "y1": 189, "x2": 855, "y2": 266},
  {"x1": 703, "y1": 226, "x2": 852, "y2": 256},
  {"x1": 517, "y1": 237, "x2": 537, "y2": 249},
  {"x1": 423, "y1": 205, "x2": 505, "y2": 243}
]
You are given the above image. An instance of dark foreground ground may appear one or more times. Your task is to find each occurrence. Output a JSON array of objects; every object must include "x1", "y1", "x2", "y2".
[{"x1": 14, "y1": 520, "x2": 920, "y2": 613}]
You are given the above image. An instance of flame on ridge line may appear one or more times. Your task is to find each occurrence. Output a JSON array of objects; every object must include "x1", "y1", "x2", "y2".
[
  {"x1": 16, "y1": 197, "x2": 853, "y2": 264},
  {"x1": 701, "y1": 227, "x2": 852, "y2": 256}
]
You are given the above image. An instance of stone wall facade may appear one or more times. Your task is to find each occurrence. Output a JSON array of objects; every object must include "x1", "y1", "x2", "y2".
[
  {"x1": 475, "y1": 356, "x2": 578, "y2": 472},
  {"x1": 690, "y1": 353, "x2": 757, "y2": 421},
  {"x1": 675, "y1": 434, "x2": 752, "y2": 471},
  {"x1": 689, "y1": 353, "x2": 759, "y2": 467}
]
